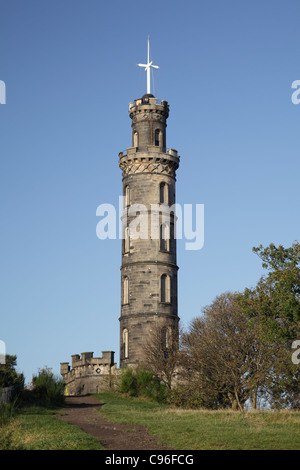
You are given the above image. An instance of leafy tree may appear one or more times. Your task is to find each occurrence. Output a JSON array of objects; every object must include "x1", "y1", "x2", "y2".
[
  {"x1": 182, "y1": 293, "x2": 275, "y2": 410},
  {"x1": 243, "y1": 241, "x2": 300, "y2": 340},
  {"x1": 0, "y1": 355, "x2": 24, "y2": 388},
  {"x1": 238, "y1": 242, "x2": 300, "y2": 409}
]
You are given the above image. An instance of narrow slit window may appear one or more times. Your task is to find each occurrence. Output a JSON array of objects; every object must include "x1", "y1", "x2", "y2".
[
  {"x1": 161, "y1": 274, "x2": 171, "y2": 303},
  {"x1": 123, "y1": 276, "x2": 129, "y2": 304},
  {"x1": 122, "y1": 328, "x2": 129, "y2": 358},
  {"x1": 155, "y1": 129, "x2": 160, "y2": 146},
  {"x1": 125, "y1": 227, "x2": 130, "y2": 253},
  {"x1": 159, "y1": 182, "x2": 169, "y2": 204},
  {"x1": 160, "y1": 224, "x2": 170, "y2": 251},
  {"x1": 125, "y1": 185, "x2": 130, "y2": 206}
]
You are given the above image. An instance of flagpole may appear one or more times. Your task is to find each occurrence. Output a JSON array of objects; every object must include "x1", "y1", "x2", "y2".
[{"x1": 137, "y1": 37, "x2": 160, "y2": 95}]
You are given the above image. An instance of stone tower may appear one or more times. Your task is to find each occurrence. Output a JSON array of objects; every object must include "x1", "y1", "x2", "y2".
[{"x1": 119, "y1": 93, "x2": 180, "y2": 368}]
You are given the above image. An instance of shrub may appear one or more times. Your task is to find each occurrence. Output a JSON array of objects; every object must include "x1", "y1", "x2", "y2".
[
  {"x1": 120, "y1": 368, "x2": 167, "y2": 402},
  {"x1": 120, "y1": 368, "x2": 138, "y2": 396},
  {"x1": 31, "y1": 367, "x2": 65, "y2": 406},
  {"x1": 166, "y1": 383, "x2": 232, "y2": 409},
  {"x1": 136, "y1": 368, "x2": 166, "y2": 402},
  {"x1": 166, "y1": 384, "x2": 205, "y2": 409}
]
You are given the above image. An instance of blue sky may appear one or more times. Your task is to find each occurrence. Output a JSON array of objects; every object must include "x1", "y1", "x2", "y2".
[{"x1": 0, "y1": 0, "x2": 299, "y2": 383}]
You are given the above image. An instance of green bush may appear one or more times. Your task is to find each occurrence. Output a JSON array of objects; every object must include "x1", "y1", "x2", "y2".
[
  {"x1": 120, "y1": 368, "x2": 166, "y2": 402},
  {"x1": 31, "y1": 367, "x2": 65, "y2": 406},
  {"x1": 136, "y1": 368, "x2": 154, "y2": 397},
  {"x1": 166, "y1": 384, "x2": 205, "y2": 409},
  {"x1": 166, "y1": 383, "x2": 232, "y2": 409},
  {"x1": 137, "y1": 368, "x2": 167, "y2": 402},
  {"x1": 120, "y1": 368, "x2": 138, "y2": 396}
]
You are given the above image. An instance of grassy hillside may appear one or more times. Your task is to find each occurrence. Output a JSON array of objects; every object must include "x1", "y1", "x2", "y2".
[
  {"x1": 94, "y1": 392, "x2": 300, "y2": 450},
  {"x1": 0, "y1": 405, "x2": 105, "y2": 450},
  {"x1": 1, "y1": 392, "x2": 299, "y2": 450}
]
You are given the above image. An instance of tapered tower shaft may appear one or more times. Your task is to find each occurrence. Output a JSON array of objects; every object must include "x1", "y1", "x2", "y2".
[{"x1": 119, "y1": 93, "x2": 180, "y2": 367}]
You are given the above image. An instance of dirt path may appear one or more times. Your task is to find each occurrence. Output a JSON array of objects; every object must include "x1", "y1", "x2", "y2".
[{"x1": 57, "y1": 395, "x2": 171, "y2": 450}]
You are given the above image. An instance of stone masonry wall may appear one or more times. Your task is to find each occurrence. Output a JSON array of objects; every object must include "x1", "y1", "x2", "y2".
[
  {"x1": 60, "y1": 351, "x2": 121, "y2": 396},
  {"x1": 119, "y1": 95, "x2": 180, "y2": 368}
]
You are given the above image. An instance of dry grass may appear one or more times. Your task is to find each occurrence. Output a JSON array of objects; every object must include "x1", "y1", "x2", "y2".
[{"x1": 95, "y1": 392, "x2": 300, "y2": 450}]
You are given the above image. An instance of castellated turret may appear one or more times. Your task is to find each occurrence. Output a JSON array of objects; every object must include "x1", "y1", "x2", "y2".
[
  {"x1": 119, "y1": 93, "x2": 180, "y2": 368},
  {"x1": 60, "y1": 351, "x2": 118, "y2": 396}
]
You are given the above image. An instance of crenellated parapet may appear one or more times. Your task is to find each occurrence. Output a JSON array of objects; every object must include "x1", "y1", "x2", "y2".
[
  {"x1": 128, "y1": 94, "x2": 169, "y2": 153},
  {"x1": 60, "y1": 351, "x2": 120, "y2": 396}
]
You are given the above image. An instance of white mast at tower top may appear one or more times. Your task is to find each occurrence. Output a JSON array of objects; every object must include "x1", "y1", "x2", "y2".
[{"x1": 137, "y1": 36, "x2": 160, "y2": 95}]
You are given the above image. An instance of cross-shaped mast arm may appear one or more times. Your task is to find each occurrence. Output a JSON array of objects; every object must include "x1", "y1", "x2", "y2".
[{"x1": 136, "y1": 37, "x2": 160, "y2": 95}]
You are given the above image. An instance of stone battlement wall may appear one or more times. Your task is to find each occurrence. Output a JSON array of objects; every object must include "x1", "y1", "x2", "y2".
[{"x1": 60, "y1": 351, "x2": 121, "y2": 396}]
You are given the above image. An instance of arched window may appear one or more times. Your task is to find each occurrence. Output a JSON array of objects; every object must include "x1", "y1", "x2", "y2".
[
  {"x1": 122, "y1": 328, "x2": 129, "y2": 359},
  {"x1": 159, "y1": 182, "x2": 169, "y2": 204},
  {"x1": 123, "y1": 276, "x2": 129, "y2": 304},
  {"x1": 124, "y1": 185, "x2": 130, "y2": 206},
  {"x1": 133, "y1": 131, "x2": 138, "y2": 148},
  {"x1": 160, "y1": 224, "x2": 170, "y2": 252},
  {"x1": 161, "y1": 274, "x2": 171, "y2": 303},
  {"x1": 124, "y1": 227, "x2": 130, "y2": 253}
]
